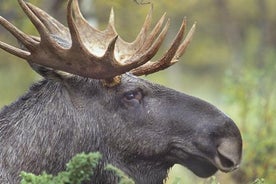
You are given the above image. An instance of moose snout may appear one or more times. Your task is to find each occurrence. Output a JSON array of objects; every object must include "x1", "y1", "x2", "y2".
[
  {"x1": 214, "y1": 137, "x2": 242, "y2": 172},
  {"x1": 209, "y1": 118, "x2": 242, "y2": 173},
  {"x1": 191, "y1": 117, "x2": 242, "y2": 174}
]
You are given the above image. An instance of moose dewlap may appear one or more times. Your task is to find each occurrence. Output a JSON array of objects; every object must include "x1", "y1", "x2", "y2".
[{"x1": 0, "y1": 0, "x2": 242, "y2": 183}]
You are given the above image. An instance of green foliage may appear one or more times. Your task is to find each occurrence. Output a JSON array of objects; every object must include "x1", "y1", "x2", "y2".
[
  {"x1": 252, "y1": 178, "x2": 265, "y2": 184},
  {"x1": 20, "y1": 152, "x2": 135, "y2": 184},
  {"x1": 66, "y1": 152, "x2": 101, "y2": 184},
  {"x1": 208, "y1": 176, "x2": 219, "y2": 184},
  {"x1": 105, "y1": 164, "x2": 135, "y2": 184},
  {"x1": 223, "y1": 27, "x2": 276, "y2": 184},
  {"x1": 21, "y1": 172, "x2": 53, "y2": 184},
  {"x1": 20, "y1": 152, "x2": 102, "y2": 184}
]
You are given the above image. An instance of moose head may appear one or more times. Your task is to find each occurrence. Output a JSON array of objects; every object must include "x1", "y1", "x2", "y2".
[{"x1": 0, "y1": 0, "x2": 242, "y2": 183}]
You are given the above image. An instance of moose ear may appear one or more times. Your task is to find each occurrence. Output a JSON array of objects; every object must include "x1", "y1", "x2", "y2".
[{"x1": 28, "y1": 63, "x2": 74, "y2": 80}]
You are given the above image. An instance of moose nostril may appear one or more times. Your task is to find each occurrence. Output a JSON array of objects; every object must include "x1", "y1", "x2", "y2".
[
  {"x1": 215, "y1": 138, "x2": 242, "y2": 171},
  {"x1": 217, "y1": 150, "x2": 235, "y2": 168}
]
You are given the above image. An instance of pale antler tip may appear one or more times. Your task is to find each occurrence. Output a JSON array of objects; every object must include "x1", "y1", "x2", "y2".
[
  {"x1": 188, "y1": 22, "x2": 197, "y2": 37},
  {"x1": 109, "y1": 8, "x2": 115, "y2": 25},
  {"x1": 159, "y1": 12, "x2": 167, "y2": 25},
  {"x1": 149, "y1": 4, "x2": 153, "y2": 15},
  {"x1": 192, "y1": 21, "x2": 197, "y2": 28},
  {"x1": 182, "y1": 17, "x2": 187, "y2": 23},
  {"x1": 161, "y1": 12, "x2": 167, "y2": 20},
  {"x1": 167, "y1": 18, "x2": 171, "y2": 25},
  {"x1": 18, "y1": 0, "x2": 28, "y2": 9},
  {"x1": 72, "y1": 0, "x2": 81, "y2": 13}
]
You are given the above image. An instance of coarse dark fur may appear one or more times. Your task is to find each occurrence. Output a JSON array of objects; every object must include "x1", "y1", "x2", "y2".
[{"x1": 0, "y1": 71, "x2": 242, "y2": 184}]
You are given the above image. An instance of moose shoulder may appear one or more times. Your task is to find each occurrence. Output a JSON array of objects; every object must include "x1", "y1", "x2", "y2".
[{"x1": 0, "y1": 0, "x2": 242, "y2": 184}]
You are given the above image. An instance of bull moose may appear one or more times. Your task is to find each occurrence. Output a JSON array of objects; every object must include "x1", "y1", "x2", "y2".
[{"x1": 0, "y1": 0, "x2": 242, "y2": 183}]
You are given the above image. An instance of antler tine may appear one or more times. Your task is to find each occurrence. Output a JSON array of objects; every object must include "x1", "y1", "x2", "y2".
[
  {"x1": 138, "y1": 12, "x2": 166, "y2": 53},
  {"x1": 18, "y1": 0, "x2": 52, "y2": 44},
  {"x1": 114, "y1": 7, "x2": 160, "y2": 60},
  {"x1": 72, "y1": 0, "x2": 85, "y2": 20},
  {"x1": 173, "y1": 22, "x2": 196, "y2": 60},
  {"x1": 129, "y1": 6, "x2": 153, "y2": 47},
  {"x1": 26, "y1": 2, "x2": 70, "y2": 40},
  {"x1": 67, "y1": 0, "x2": 93, "y2": 55},
  {"x1": 100, "y1": 19, "x2": 169, "y2": 71},
  {"x1": 106, "y1": 8, "x2": 116, "y2": 34},
  {"x1": 122, "y1": 12, "x2": 167, "y2": 59},
  {"x1": 86, "y1": 16, "x2": 170, "y2": 79},
  {"x1": 0, "y1": 16, "x2": 37, "y2": 50},
  {"x1": 101, "y1": 35, "x2": 119, "y2": 64},
  {"x1": 119, "y1": 19, "x2": 170, "y2": 71},
  {"x1": 72, "y1": 0, "x2": 94, "y2": 30},
  {"x1": 71, "y1": 0, "x2": 110, "y2": 54},
  {"x1": 131, "y1": 19, "x2": 196, "y2": 76},
  {"x1": 0, "y1": 41, "x2": 30, "y2": 59},
  {"x1": 67, "y1": 0, "x2": 81, "y2": 46}
]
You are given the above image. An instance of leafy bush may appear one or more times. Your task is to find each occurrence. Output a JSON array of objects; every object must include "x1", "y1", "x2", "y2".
[
  {"x1": 20, "y1": 152, "x2": 134, "y2": 184},
  {"x1": 224, "y1": 47, "x2": 276, "y2": 183}
]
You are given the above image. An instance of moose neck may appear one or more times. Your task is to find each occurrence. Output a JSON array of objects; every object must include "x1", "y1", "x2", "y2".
[
  {"x1": 0, "y1": 78, "x2": 170, "y2": 184},
  {"x1": 0, "y1": 79, "x2": 101, "y2": 182},
  {"x1": 97, "y1": 147, "x2": 172, "y2": 184},
  {"x1": 119, "y1": 158, "x2": 171, "y2": 184}
]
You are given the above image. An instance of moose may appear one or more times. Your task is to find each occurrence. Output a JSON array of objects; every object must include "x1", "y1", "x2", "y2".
[{"x1": 0, "y1": 0, "x2": 242, "y2": 183}]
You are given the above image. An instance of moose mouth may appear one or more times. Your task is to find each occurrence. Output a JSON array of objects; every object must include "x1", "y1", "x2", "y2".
[
  {"x1": 168, "y1": 146, "x2": 240, "y2": 178},
  {"x1": 177, "y1": 153, "x2": 218, "y2": 177}
]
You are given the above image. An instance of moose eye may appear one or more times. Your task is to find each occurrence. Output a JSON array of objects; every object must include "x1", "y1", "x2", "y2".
[{"x1": 123, "y1": 89, "x2": 143, "y2": 103}]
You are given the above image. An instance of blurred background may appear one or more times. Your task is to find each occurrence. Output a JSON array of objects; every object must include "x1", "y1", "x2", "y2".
[{"x1": 0, "y1": 0, "x2": 275, "y2": 183}]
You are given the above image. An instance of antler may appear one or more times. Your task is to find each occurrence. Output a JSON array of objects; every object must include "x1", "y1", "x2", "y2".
[{"x1": 0, "y1": 0, "x2": 195, "y2": 86}]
